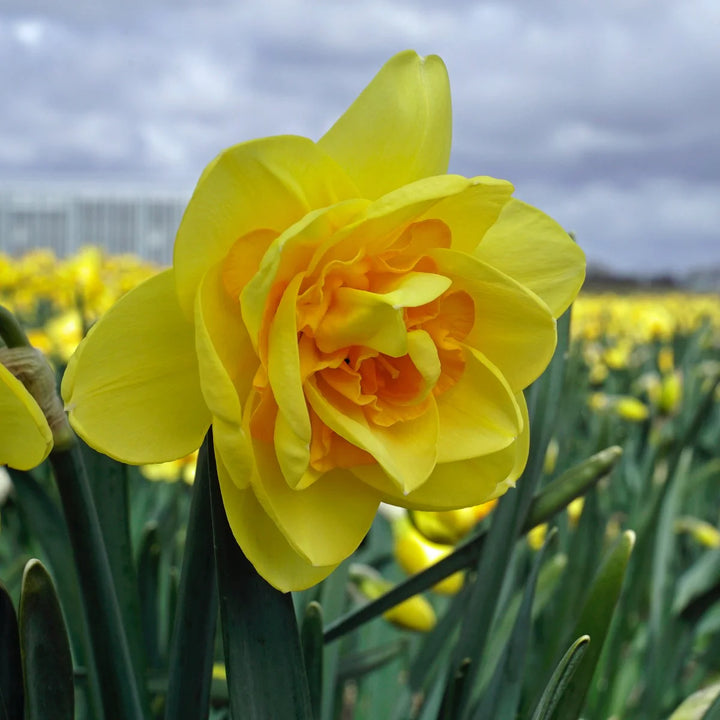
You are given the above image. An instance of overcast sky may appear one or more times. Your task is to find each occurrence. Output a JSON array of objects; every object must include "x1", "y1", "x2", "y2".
[{"x1": 1, "y1": 0, "x2": 718, "y2": 276}]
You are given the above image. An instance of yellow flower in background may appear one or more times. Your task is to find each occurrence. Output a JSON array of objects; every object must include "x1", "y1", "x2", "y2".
[
  {"x1": 589, "y1": 392, "x2": 649, "y2": 422},
  {"x1": 141, "y1": 451, "x2": 199, "y2": 485},
  {"x1": 350, "y1": 564, "x2": 437, "y2": 632},
  {"x1": 0, "y1": 362, "x2": 53, "y2": 470},
  {"x1": 393, "y1": 514, "x2": 464, "y2": 594},
  {"x1": 62, "y1": 50, "x2": 585, "y2": 591}
]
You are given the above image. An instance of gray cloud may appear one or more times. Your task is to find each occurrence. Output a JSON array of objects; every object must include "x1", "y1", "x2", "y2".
[{"x1": 0, "y1": 0, "x2": 718, "y2": 275}]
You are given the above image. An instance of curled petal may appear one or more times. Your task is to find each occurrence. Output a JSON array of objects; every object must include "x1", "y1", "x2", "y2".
[
  {"x1": 435, "y1": 347, "x2": 522, "y2": 463},
  {"x1": 319, "y1": 50, "x2": 452, "y2": 199},
  {"x1": 475, "y1": 199, "x2": 586, "y2": 317},
  {"x1": 62, "y1": 270, "x2": 210, "y2": 464},
  {"x1": 248, "y1": 434, "x2": 380, "y2": 567},
  {"x1": 215, "y1": 449, "x2": 337, "y2": 592},
  {"x1": 430, "y1": 248, "x2": 557, "y2": 392},
  {"x1": 174, "y1": 136, "x2": 359, "y2": 317},
  {"x1": 355, "y1": 393, "x2": 529, "y2": 510},
  {"x1": 314, "y1": 273, "x2": 451, "y2": 357},
  {"x1": 242, "y1": 200, "x2": 370, "y2": 354},
  {"x1": 0, "y1": 364, "x2": 53, "y2": 470},
  {"x1": 422, "y1": 176, "x2": 515, "y2": 254},
  {"x1": 305, "y1": 378, "x2": 438, "y2": 494}
]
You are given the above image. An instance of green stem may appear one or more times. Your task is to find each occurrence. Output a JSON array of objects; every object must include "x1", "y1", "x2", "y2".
[
  {"x1": 207, "y1": 431, "x2": 313, "y2": 720},
  {"x1": 49, "y1": 442, "x2": 144, "y2": 720},
  {"x1": 164, "y1": 437, "x2": 218, "y2": 720}
]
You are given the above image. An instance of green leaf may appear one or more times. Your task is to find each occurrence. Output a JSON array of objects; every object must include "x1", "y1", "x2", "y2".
[
  {"x1": 337, "y1": 639, "x2": 410, "y2": 683},
  {"x1": 529, "y1": 636, "x2": 590, "y2": 720},
  {"x1": 551, "y1": 530, "x2": 635, "y2": 720},
  {"x1": 19, "y1": 560, "x2": 73, "y2": 720},
  {"x1": 322, "y1": 441, "x2": 616, "y2": 647},
  {"x1": 472, "y1": 529, "x2": 557, "y2": 720},
  {"x1": 0, "y1": 582, "x2": 23, "y2": 720},
  {"x1": 702, "y1": 689, "x2": 720, "y2": 720},
  {"x1": 674, "y1": 550, "x2": 720, "y2": 617},
  {"x1": 524, "y1": 445, "x2": 622, "y2": 529},
  {"x1": 164, "y1": 437, "x2": 218, "y2": 720},
  {"x1": 137, "y1": 522, "x2": 161, "y2": 669},
  {"x1": 318, "y1": 560, "x2": 351, "y2": 720},
  {"x1": 667, "y1": 682, "x2": 720, "y2": 720},
  {"x1": 81, "y1": 445, "x2": 148, "y2": 707},
  {"x1": 437, "y1": 657, "x2": 471, "y2": 720},
  {"x1": 208, "y1": 431, "x2": 313, "y2": 720},
  {"x1": 477, "y1": 553, "x2": 568, "y2": 693},
  {"x1": 301, "y1": 602, "x2": 324, "y2": 719},
  {"x1": 49, "y1": 443, "x2": 144, "y2": 720}
]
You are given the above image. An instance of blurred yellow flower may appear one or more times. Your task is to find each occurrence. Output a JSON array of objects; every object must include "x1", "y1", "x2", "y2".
[
  {"x1": 527, "y1": 523, "x2": 548, "y2": 550},
  {"x1": 589, "y1": 392, "x2": 649, "y2": 422},
  {"x1": 614, "y1": 396, "x2": 650, "y2": 422},
  {"x1": 393, "y1": 515, "x2": 464, "y2": 595},
  {"x1": 62, "y1": 50, "x2": 585, "y2": 591},
  {"x1": 351, "y1": 564, "x2": 436, "y2": 632},
  {"x1": 141, "y1": 451, "x2": 198, "y2": 484}
]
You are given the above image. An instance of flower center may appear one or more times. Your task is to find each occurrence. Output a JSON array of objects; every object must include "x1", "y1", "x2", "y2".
[{"x1": 237, "y1": 218, "x2": 475, "y2": 473}]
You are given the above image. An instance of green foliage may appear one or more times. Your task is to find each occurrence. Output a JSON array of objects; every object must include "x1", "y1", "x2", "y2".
[{"x1": 0, "y1": 301, "x2": 719, "y2": 719}]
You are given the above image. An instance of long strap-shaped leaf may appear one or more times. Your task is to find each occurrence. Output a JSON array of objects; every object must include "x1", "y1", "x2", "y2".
[
  {"x1": 0, "y1": 583, "x2": 22, "y2": 720},
  {"x1": 207, "y1": 431, "x2": 314, "y2": 720},
  {"x1": 529, "y1": 636, "x2": 590, "y2": 720},
  {"x1": 164, "y1": 437, "x2": 218, "y2": 720},
  {"x1": 50, "y1": 443, "x2": 144, "y2": 720},
  {"x1": 19, "y1": 560, "x2": 73, "y2": 720},
  {"x1": 324, "y1": 444, "x2": 621, "y2": 644},
  {"x1": 551, "y1": 530, "x2": 635, "y2": 720}
]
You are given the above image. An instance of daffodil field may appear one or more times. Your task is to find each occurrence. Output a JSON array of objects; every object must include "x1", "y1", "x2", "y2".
[
  {"x1": 2, "y1": 51, "x2": 720, "y2": 720},
  {"x1": 1, "y1": 246, "x2": 719, "y2": 719}
]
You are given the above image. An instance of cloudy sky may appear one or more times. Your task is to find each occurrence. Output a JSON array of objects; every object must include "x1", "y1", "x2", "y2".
[{"x1": 1, "y1": 0, "x2": 718, "y2": 276}]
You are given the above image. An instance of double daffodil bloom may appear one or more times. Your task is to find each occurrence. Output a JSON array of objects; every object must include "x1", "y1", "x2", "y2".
[
  {"x1": 62, "y1": 50, "x2": 585, "y2": 591},
  {"x1": 0, "y1": 362, "x2": 53, "y2": 470}
]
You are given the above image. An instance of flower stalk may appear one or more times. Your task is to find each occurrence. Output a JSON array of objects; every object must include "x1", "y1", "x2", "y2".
[{"x1": 49, "y1": 443, "x2": 145, "y2": 720}]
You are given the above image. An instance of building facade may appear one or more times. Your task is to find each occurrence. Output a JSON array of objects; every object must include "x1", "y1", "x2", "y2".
[{"x1": 0, "y1": 187, "x2": 187, "y2": 265}]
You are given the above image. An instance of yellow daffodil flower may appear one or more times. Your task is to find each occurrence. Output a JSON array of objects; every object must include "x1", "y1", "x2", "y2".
[
  {"x1": 350, "y1": 564, "x2": 437, "y2": 632},
  {"x1": 62, "y1": 50, "x2": 585, "y2": 591},
  {"x1": 0, "y1": 362, "x2": 53, "y2": 470},
  {"x1": 393, "y1": 515, "x2": 464, "y2": 595}
]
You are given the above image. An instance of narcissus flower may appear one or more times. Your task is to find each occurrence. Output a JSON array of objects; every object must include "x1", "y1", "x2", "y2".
[
  {"x1": 0, "y1": 361, "x2": 53, "y2": 470},
  {"x1": 62, "y1": 50, "x2": 585, "y2": 591}
]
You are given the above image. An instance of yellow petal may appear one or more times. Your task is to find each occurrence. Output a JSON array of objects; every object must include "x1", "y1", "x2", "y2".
[
  {"x1": 242, "y1": 199, "x2": 370, "y2": 353},
  {"x1": 475, "y1": 199, "x2": 586, "y2": 317},
  {"x1": 249, "y1": 435, "x2": 380, "y2": 567},
  {"x1": 174, "y1": 136, "x2": 359, "y2": 317},
  {"x1": 314, "y1": 273, "x2": 451, "y2": 357},
  {"x1": 0, "y1": 364, "x2": 52, "y2": 470},
  {"x1": 195, "y1": 264, "x2": 257, "y2": 425},
  {"x1": 305, "y1": 378, "x2": 438, "y2": 494},
  {"x1": 356, "y1": 393, "x2": 529, "y2": 510},
  {"x1": 436, "y1": 347, "x2": 522, "y2": 463},
  {"x1": 318, "y1": 50, "x2": 451, "y2": 199},
  {"x1": 268, "y1": 273, "x2": 311, "y2": 443},
  {"x1": 430, "y1": 248, "x2": 557, "y2": 392},
  {"x1": 195, "y1": 265, "x2": 257, "y2": 488},
  {"x1": 215, "y1": 448, "x2": 337, "y2": 592},
  {"x1": 315, "y1": 175, "x2": 471, "y2": 269},
  {"x1": 406, "y1": 330, "x2": 441, "y2": 401},
  {"x1": 62, "y1": 270, "x2": 210, "y2": 464},
  {"x1": 421, "y1": 175, "x2": 515, "y2": 254}
]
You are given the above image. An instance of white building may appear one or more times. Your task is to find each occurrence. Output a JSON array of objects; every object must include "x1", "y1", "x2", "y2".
[{"x1": 0, "y1": 185, "x2": 188, "y2": 264}]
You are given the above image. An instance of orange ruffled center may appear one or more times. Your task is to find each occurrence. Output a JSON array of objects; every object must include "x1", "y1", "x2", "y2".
[{"x1": 228, "y1": 218, "x2": 474, "y2": 474}]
